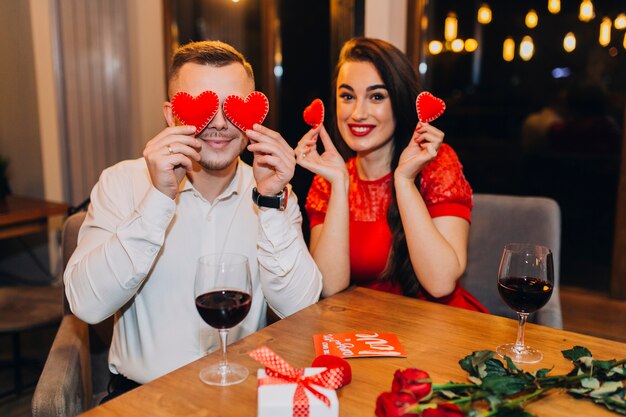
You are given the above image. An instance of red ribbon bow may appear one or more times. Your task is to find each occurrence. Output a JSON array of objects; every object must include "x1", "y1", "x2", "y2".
[{"x1": 250, "y1": 346, "x2": 344, "y2": 417}]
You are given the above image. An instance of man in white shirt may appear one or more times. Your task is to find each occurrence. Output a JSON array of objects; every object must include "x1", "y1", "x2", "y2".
[{"x1": 64, "y1": 40, "x2": 322, "y2": 399}]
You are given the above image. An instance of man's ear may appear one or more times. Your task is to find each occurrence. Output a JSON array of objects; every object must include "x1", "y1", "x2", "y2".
[{"x1": 163, "y1": 101, "x2": 177, "y2": 127}]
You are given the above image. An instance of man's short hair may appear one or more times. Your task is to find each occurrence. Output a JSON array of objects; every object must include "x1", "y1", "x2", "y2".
[{"x1": 168, "y1": 40, "x2": 254, "y2": 96}]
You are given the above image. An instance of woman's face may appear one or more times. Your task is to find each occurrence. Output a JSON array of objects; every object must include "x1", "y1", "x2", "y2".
[{"x1": 336, "y1": 61, "x2": 396, "y2": 155}]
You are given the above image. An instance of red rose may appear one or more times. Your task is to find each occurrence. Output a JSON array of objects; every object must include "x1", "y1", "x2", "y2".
[
  {"x1": 392, "y1": 369, "x2": 432, "y2": 400},
  {"x1": 375, "y1": 391, "x2": 420, "y2": 417},
  {"x1": 421, "y1": 403, "x2": 465, "y2": 417}
]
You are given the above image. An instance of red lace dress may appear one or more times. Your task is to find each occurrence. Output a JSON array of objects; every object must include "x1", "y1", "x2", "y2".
[{"x1": 305, "y1": 143, "x2": 488, "y2": 313}]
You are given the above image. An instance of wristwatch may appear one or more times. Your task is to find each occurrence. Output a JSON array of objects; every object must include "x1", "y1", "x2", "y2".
[{"x1": 252, "y1": 187, "x2": 288, "y2": 211}]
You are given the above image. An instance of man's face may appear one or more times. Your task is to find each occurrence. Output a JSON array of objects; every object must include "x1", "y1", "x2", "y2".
[{"x1": 168, "y1": 62, "x2": 254, "y2": 171}]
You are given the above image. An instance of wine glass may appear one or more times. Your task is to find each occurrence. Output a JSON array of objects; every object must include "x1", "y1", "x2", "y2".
[
  {"x1": 496, "y1": 243, "x2": 554, "y2": 364},
  {"x1": 194, "y1": 253, "x2": 252, "y2": 386}
]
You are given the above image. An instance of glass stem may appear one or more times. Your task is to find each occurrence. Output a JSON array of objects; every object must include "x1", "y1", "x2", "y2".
[
  {"x1": 514, "y1": 313, "x2": 529, "y2": 353},
  {"x1": 218, "y1": 329, "x2": 229, "y2": 371}
]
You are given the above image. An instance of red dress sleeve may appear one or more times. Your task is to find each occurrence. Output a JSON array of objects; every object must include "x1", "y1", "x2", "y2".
[
  {"x1": 305, "y1": 174, "x2": 331, "y2": 228},
  {"x1": 419, "y1": 144, "x2": 473, "y2": 222}
]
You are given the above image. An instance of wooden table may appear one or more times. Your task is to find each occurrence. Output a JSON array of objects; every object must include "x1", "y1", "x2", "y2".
[
  {"x1": 80, "y1": 287, "x2": 626, "y2": 417},
  {"x1": 0, "y1": 195, "x2": 68, "y2": 240}
]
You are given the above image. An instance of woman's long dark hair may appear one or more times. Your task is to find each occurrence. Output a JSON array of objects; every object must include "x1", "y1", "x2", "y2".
[{"x1": 331, "y1": 37, "x2": 421, "y2": 297}]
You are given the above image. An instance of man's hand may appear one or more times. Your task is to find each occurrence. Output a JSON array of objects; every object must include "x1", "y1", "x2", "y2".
[
  {"x1": 246, "y1": 124, "x2": 296, "y2": 196},
  {"x1": 143, "y1": 125, "x2": 201, "y2": 199}
]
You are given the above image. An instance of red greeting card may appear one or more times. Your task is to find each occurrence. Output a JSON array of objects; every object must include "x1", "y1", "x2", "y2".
[{"x1": 313, "y1": 332, "x2": 407, "y2": 358}]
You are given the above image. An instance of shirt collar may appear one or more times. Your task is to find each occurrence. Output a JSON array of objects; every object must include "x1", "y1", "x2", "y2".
[{"x1": 180, "y1": 158, "x2": 245, "y2": 201}]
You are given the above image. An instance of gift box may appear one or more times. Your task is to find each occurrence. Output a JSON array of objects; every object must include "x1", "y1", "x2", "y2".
[
  {"x1": 249, "y1": 346, "x2": 344, "y2": 417},
  {"x1": 257, "y1": 368, "x2": 338, "y2": 417}
]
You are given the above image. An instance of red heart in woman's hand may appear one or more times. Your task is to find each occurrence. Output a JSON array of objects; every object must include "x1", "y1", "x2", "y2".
[
  {"x1": 303, "y1": 98, "x2": 325, "y2": 127},
  {"x1": 311, "y1": 354, "x2": 352, "y2": 387},
  {"x1": 223, "y1": 91, "x2": 269, "y2": 132},
  {"x1": 416, "y1": 91, "x2": 446, "y2": 123},
  {"x1": 171, "y1": 91, "x2": 219, "y2": 135}
]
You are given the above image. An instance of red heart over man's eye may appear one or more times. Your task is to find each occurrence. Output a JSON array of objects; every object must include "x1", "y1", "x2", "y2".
[
  {"x1": 223, "y1": 91, "x2": 269, "y2": 132},
  {"x1": 171, "y1": 91, "x2": 219, "y2": 135},
  {"x1": 416, "y1": 91, "x2": 446, "y2": 123},
  {"x1": 303, "y1": 98, "x2": 325, "y2": 127}
]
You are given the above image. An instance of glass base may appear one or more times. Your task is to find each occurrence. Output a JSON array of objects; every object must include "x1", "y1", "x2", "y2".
[
  {"x1": 496, "y1": 343, "x2": 543, "y2": 364},
  {"x1": 199, "y1": 362, "x2": 249, "y2": 386}
]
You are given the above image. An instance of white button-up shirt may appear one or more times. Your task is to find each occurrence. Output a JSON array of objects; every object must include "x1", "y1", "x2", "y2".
[{"x1": 64, "y1": 158, "x2": 322, "y2": 383}]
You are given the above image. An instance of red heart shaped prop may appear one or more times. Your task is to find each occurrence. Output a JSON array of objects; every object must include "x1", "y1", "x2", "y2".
[
  {"x1": 171, "y1": 91, "x2": 219, "y2": 135},
  {"x1": 311, "y1": 354, "x2": 352, "y2": 387},
  {"x1": 223, "y1": 91, "x2": 269, "y2": 132},
  {"x1": 416, "y1": 91, "x2": 446, "y2": 123},
  {"x1": 303, "y1": 98, "x2": 325, "y2": 127}
]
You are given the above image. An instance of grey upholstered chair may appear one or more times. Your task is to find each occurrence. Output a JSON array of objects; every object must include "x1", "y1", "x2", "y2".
[
  {"x1": 460, "y1": 193, "x2": 563, "y2": 329},
  {"x1": 32, "y1": 211, "x2": 112, "y2": 417}
]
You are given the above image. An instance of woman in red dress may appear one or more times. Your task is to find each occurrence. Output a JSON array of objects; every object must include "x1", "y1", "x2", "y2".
[{"x1": 295, "y1": 37, "x2": 487, "y2": 313}]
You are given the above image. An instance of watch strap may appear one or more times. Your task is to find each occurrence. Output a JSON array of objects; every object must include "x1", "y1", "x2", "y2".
[{"x1": 252, "y1": 187, "x2": 287, "y2": 210}]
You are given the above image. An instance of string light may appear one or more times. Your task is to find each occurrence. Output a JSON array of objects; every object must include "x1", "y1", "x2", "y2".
[
  {"x1": 465, "y1": 38, "x2": 479, "y2": 52},
  {"x1": 428, "y1": 41, "x2": 444, "y2": 55},
  {"x1": 519, "y1": 36, "x2": 534, "y2": 61},
  {"x1": 451, "y1": 39, "x2": 465, "y2": 52},
  {"x1": 563, "y1": 32, "x2": 576, "y2": 52},
  {"x1": 503, "y1": 37, "x2": 515, "y2": 61},
  {"x1": 525, "y1": 10, "x2": 538, "y2": 29},
  {"x1": 623, "y1": 33, "x2": 626, "y2": 49},
  {"x1": 599, "y1": 17, "x2": 612, "y2": 46},
  {"x1": 445, "y1": 12, "x2": 458, "y2": 41},
  {"x1": 548, "y1": 0, "x2": 560, "y2": 14},
  {"x1": 427, "y1": 2, "x2": 620, "y2": 59},
  {"x1": 579, "y1": 0, "x2": 594, "y2": 22},
  {"x1": 477, "y1": 4, "x2": 492, "y2": 24}
]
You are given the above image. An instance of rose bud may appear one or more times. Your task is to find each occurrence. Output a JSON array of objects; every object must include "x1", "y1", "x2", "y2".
[
  {"x1": 391, "y1": 368, "x2": 432, "y2": 401},
  {"x1": 421, "y1": 403, "x2": 465, "y2": 417},
  {"x1": 375, "y1": 391, "x2": 419, "y2": 417}
]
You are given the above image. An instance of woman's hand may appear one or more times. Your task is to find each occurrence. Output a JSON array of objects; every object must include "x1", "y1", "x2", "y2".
[
  {"x1": 295, "y1": 124, "x2": 348, "y2": 187},
  {"x1": 143, "y1": 125, "x2": 201, "y2": 199},
  {"x1": 396, "y1": 122, "x2": 444, "y2": 181}
]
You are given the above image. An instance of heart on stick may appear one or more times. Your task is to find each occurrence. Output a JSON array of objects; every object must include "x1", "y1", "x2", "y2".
[
  {"x1": 303, "y1": 98, "x2": 325, "y2": 127},
  {"x1": 416, "y1": 91, "x2": 446, "y2": 123},
  {"x1": 171, "y1": 91, "x2": 219, "y2": 135},
  {"x1": 223, "y1": 91, "x2": 269, "y2": 132},
  {"x1": 311, "y1": 354, "x2": 352, "y2": 387}
]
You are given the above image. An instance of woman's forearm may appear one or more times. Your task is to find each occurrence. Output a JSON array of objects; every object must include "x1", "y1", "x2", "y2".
[
  {"x1": 393, "y1": 174, "x2": 468, "y2": 297},
  {"x1": 310, "y1": 178, "x2": 351, "y2": 298}
]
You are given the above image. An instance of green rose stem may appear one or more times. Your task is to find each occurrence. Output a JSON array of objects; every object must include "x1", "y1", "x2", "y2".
[
  {"x1": 413, "y1": 389, "x2": 490, "y2": 413},
  {"x1": 432, "y1": 383, "x2": 476, "y2": 390},
  {"x1": 476, "y1": 387, "x2": 550, "y2": 417},
  {"x1": 413, "y1": 371, "x2": 610, "y2": 416},
  {"x1": 537, "y1": 372, "x2": 595, "y2": 387}
]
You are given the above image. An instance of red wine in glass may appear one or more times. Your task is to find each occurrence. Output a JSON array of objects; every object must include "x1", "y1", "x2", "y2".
[
  {"x1": 195, "y1": 290, "x2": 252, "y2": 329},
  {"x1": 194, "y1": 253, "x2": 252, "y2": 386},
  {"x1": 496, "y1": 243, "x2": 554, "y2": 364},
  {"x1": 498, "y1": 276, "x2": 553, "y2": 313}
]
